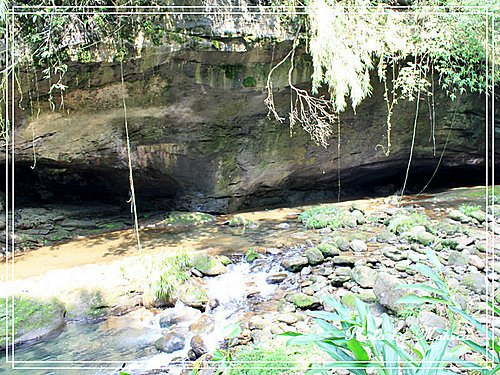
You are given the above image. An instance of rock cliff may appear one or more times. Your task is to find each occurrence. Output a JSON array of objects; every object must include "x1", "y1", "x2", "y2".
[{"x1": 4, "y1": 7, "x2": 498, "y2": 213}]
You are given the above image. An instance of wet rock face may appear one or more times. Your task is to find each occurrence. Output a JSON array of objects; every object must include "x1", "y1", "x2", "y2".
[{"x1": 6, "y1": 25, "x2": 495, "y2": 213}]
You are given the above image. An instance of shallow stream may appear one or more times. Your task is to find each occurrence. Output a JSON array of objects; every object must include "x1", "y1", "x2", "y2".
[{"x1": 0, "y1": 186, "x2": 492, "y2": 374}]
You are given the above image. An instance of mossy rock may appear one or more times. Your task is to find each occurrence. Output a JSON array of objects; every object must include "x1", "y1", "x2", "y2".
[
  {"x1": 440, "y1": 238, "x2": 459, "y2": 250},
  {"x1": 191, "y1": 254, "x2": 227, "y2": 276},
  {"x1": 341, "y1": 293, "x2": 357, "y2": 308},
  {"x1": 179, "y1": 282, "x2": 209, "y2": 310},
  {"x1": 386, "y1": 212, "x2": 431, "y2": 235},
  {"x1": 304, "y1": 247, "x2": 325, "y2": 265},
  {"x1": 0, "y1": 296, "x2": 65, "y2": 349},
  {"x1": 316, "y1": 243, "x2": 340, "y2": 257},
  {"x1": 413, "y1": 231, "x2": 437, "y2": 246},
  {"x1": 461, "y1": 273, "x2": 486, "y2": 294},
  {"x1": 436, "y1": 219, "x2": 465, "y2": 236},
  {"x1": 287, "y1": 293, "x2": 321, "y2": 310},
  {"x1": 217, "y1": 255, "x2": 233, "y2": 266},
  {"x1": 161, "y1": 212, "x2": 215, "y2": 226},
  {"x1": 332, "y1": 236, "x2": 350, "y2": 251}
]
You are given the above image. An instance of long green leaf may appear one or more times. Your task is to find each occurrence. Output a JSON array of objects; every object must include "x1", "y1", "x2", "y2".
[
  {"x1": 381, "y1": 315, "x2": 400, "y2": 375},
  {"x1": 323, "y1": 295, "x2": 351, "y2": 317},
  {"x1": 487, "y1": 300, "x2": 500, "y2": 317},
  {"x1": 417, "y1": 334, "x2": 451, "y2": 375},
  {"x1": 449, "y1": 306, "x2": 489, "y2": 338},
  {"x1": 462, "y1": 339, "x2": 488, "y2": 357},
  {"x1": 410, "y1": 264, "x2": 447, "y2": 291},
  {"x1": 316, "y1": 342, "x2": 368, "y2": 375},
  {"x1": 425, "y1": 248, "x2": 444, "y2": 273},
  {"x1": 396, "y1": 284, "x2": 449, "y2": 298},
  {"x1": 308, "y1": 310, "x2": 344, "y2": 322},
  {"x1": 347, "y1": 338, "x2": 370, "y2": 361}
]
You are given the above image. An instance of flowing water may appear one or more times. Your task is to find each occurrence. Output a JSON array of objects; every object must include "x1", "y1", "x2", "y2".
[{"x1": 0, "y1": 186, "x2": 491, "y2": 374}]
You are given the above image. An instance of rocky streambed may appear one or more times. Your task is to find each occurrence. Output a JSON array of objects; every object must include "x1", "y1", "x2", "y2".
[{"x1": 1, "y1": 186, "x2": 498, "y2": 374}]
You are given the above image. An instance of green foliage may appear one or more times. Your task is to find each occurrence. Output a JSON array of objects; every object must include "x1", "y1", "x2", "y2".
[
  {"x1": 299, "y1": 205, "x2": 355, "y2": 229},
  {"x1": 305, "y1": 0, "x2": 497, "y2": 108},
  {"x1": 284, "y1": 294, "x2": 457, "y2": 374},
  {"x1": 386, "y1": 212, "x2": 430, "y2": 234},
  {"x1": 396, "y1": 249, "x2": 500, "y2": 374},
  {"x1": 223, "y1": 64, "x2": 244, "y2": 80},
  {"x1": 242, "y1": 76, "x2": 257, "y2": 87},
  {"x1": 459, "y1": 204, "x2": 481, "y2": 216},
  {"x1": 245, "y1": 248, "x2": 259, "y2": 262}
]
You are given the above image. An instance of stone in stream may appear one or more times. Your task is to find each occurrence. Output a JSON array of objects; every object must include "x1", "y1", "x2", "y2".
[
  {"x1": 350, "y1": 239, "x2": 368, "y2": 252},
  {"x1": 179, "y1": 281, "x2": 209, "y2": 310},
  {"x1": 332, "y1": 255, "x2": 357, "y2": 265},
  {"x1": 469, "y1": 210, "x2": 486, "y2": 223},
  {"x1": 373, "y1": 272, "x2": 409, "y2": 313},
  {"x1": 159, "y1": 306, "x2": 201, "y2": 328},
  {"x1": 304, "y1": 248, "x2": 325, "y2": 265},
  {"x1": 330, "y1": 267, "x2": 352, "y2": 286},
  {"x1": 417, "y1": 311, "x2": 448, "y2": 339},
  {"x1": 265, "y1": 273, "x2": 288, "y2": 284},
  {"x1": 281, "y1": 256, "x2": 309, "y2": 272},
  {"x1": 333, "y1": 236, "x2": 350, "y2": 251},
  {"x1": 316, "y1": 243, "x2": 340, "y2": 257},
  {"x1": 351, "y1": 266, "x2": 378, "y2": 288},
  {"x1": 190, "y1": 335, "x2": 208, "y2": 358},
  {"x1": 376, "y1": 231, "x2": 398, "y2": 243},
  {"x1": 189, "y1": 314, "x2": 215, "y2": 335},
  {"x1": 286, "y1": 293, "x2": 322, "y2": 310},
  {"x1": 155, "y1": 331, "x2": 185, "y2": 353},
  {"x1": 469, "y1": 255, "x2": 485, "y2": 270},
  {"x1": 461, "y1": 273, "x2": 486, "y2": 294},
  {"x1": 191, "y1": 254, "x2": 227, "y2": 276},
  {"x1": 448, "y1": 250, "x2": 469, "y2": 267},
  {"x1": 449, "y1": 210, "x2": 472, "y2": 223}
]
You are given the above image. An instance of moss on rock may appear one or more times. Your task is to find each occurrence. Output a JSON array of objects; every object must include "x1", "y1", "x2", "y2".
[{"x1": 0, "y1": 296, "x2": 65, "y2": 349}]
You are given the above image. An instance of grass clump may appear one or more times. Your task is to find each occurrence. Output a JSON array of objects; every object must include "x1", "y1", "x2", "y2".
[
  {"x1": 245, "y1": 248, "x2": 259, "y2": 262},
  {"x1": 386, "y1": 212, "x2": 430, "y2": 235},
  {"x1": 459, "y1": 204, "x2": 481, "y2": 216},
  {"x1": 143, "y1": 252, "x2": 192, "y2": 303},
  {"x1": 299, "y1": 205, "x2": 356, "y2": 229}
]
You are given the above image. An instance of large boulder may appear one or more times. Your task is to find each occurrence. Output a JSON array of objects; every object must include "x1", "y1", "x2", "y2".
[{"x1": 373, "y1": 272, "x2": 409, "y2": 313}]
